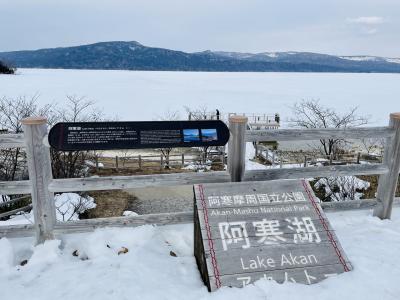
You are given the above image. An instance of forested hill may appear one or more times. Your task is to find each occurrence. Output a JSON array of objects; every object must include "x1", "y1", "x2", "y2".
[{"x1": 1, "y1": 41, "x2": 400, "y2": 73}]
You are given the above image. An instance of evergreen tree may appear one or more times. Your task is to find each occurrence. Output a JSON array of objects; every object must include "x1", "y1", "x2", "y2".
[{"x1": 0, "y1": 61, "x2": 15, "y2": 74}]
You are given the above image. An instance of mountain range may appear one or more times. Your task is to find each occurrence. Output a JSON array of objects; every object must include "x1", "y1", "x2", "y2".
[{"x1": 1, "y1": 41, "x2": 400, "y2": 73}]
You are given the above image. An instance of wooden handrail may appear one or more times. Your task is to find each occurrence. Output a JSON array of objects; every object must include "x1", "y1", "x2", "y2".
[
  {"x1": 0, "y1": 133, "x2": 25, "y2": 149},
  {"x1": 1, "y1": 116, "x2": 399, "y2": 243},
  {"x1": 246, "y1": 126, "x2": 395, "y2": 142},
  {"x1": 1, "y1": 198, "x2": 399, "y2": 239}
]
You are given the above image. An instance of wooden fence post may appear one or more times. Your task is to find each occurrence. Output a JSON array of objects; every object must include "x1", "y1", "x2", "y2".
[
  {"x1": 138, "y1": 155, "x2": 142, "y2": 170},
  {"x1": 374, "y1": 113, "x2": 400, "y2": 219},
  {"x1": 220, "y1": 151, "x2": 225, "y2": 165},
  {"x1": 115, "y1": 156, "x2": 119, "y2": 170},
  {"x1": 160, "y1": 154, "x2": 164, "y2": 170},
  {"x1": 181, "y1": 153, "x2": 185, "y2": 167},
  {"x1": 228, "y1": 115, "x2": 248, "y2": 182},
  {"x1": 22, "y1": 117, "x2": 56, "y2": 244}
]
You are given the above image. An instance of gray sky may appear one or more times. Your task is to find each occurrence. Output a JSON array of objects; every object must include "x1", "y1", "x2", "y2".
[{"x1": 1, "y1": 0, "x2": 399, "y2": 57}]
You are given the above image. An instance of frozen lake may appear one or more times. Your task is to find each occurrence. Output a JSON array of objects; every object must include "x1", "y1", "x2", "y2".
[{"x1": 0, "y1": 68, "x2": 399, "y2": 125}]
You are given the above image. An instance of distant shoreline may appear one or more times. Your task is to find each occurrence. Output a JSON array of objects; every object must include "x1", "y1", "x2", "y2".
[
  {"x1": 2, "y1": 41, "x2": 400, "y2": 74},
  {"x1": 10, "y1": 67, "x2": 400, "y2": 75}
]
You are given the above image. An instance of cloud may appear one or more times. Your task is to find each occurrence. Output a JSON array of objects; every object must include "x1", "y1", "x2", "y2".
[
  {"x1": 365, "y1": 28, "x2": 378, "y2": 35},
  {"x1": 346, "y1": 16, "x2": 385, "y2": 25},
  {"x1": 346, "y1": 16, "x2": 386, "y2": 36}
]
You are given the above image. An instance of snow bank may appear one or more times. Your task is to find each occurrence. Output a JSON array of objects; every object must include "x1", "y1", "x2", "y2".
[
  {"x1": 245, "y1": 142, "x2": 269, "y2": 170},
  {"x1": 27, "y1": 240, "x2": 62, "y2": 268},
  {"x1": 0, "y1": 193, "x2": 96, "y2": 225},
  {"x1": 0, "y1": 208, "x2": 399, "y2": 300},
  {"x1": 315, "y1": 176, "x2": 370, "y2": 201},
  {"x1": 0, "y1": 238, "x2": 14, "y2": 272},
  {"x1": 55, "y1": 193, "x2": 96, "y2": 221},
  {"x1": 85, "y1": 160, "x2": 104, "y2": 168},
  {"x1": 122, "y1": 210, "x2": 139, "y2": 217}
]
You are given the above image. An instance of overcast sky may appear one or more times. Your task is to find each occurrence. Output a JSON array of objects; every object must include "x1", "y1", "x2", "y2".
[{"x1": 1, "y1": 0, "x2": 399, "y2": 57}]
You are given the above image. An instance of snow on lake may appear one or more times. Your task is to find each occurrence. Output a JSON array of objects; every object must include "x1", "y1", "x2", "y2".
[
  {"x1": 0, "y1": 68, "x2": 399, "y2": 125},
  {"x1": 0, "y1": 207, "x2": 399, "y2": 300}
]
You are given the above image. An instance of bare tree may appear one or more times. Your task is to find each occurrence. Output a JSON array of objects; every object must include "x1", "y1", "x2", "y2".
[
  {"x1": 49, "y1": 95, "x2": 105, "y2": 178},
  {"x1": 289, "y1": 99, "x2": 369, "y2": 157},
  {"x1": 184, "y1": 105, "x2": 210, "y2": 121},
  {"x1": 156, "y1": 109, "x2": 181, "y2": 168},
  {"x1": 360, "y1": 138, "x2": 384, "y2": 154},
  {"x1": 0, "y1": 94, "x2": 105, "y2": 180},
  {"x1": 0, "y1": 95, "x2": 54, "y2": 181}
]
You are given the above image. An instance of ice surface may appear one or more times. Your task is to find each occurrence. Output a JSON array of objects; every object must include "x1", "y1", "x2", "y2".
[{"x1": 1, "y1": 69, "x2": 399, "y2": 126}]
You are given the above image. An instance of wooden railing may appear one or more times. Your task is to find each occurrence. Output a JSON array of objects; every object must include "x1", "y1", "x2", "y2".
[
  {"x1": 1, "y1": 113, "x2": 400, "y2": 244},
  {"x1": 97, "y1": 152, "x2": 225, "y2": 170}
]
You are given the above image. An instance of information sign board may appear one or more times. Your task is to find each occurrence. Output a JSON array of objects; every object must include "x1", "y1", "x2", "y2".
[
  {"x1": 48, "y1": 120, "x2": 229, "y2": 151},
  {"x1": 193, "y1": 179, "x2": 352, "y2": 291}
]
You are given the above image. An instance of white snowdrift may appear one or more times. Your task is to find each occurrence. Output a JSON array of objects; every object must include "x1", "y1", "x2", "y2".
[
  {"x1": 2, "y1": 193, "x2": 96, "y2": 225},
  {"x1": 315, "y1": 176, "x2": 370, "y2": 201},
  {"x1": 0, "y1": 208, "x2": 399, "y2": 300}
]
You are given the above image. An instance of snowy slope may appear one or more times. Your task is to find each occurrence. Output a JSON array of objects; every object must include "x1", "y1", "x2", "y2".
[{"x1": 0, "y1": 208, "x2": 399, "y2": 300}]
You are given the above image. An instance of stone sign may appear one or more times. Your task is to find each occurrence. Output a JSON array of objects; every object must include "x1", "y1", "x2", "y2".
[
  {"x1": 193, "y1": 179, "x2": 352, "y2": 292},
  {"x1": 48, "y1": 120, "x2": 229, "y2": 151}
]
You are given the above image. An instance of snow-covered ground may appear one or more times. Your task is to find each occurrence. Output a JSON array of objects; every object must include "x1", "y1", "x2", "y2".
[
  {"x1": 2, "y1": 193, "x2": 96, "y2": 225},
  {"x1": 0, "y1": 69, "x2": 399, "y2": 125},
  {"x1": 0, "y1": 207, "x2": 399, "y2": 300},
  {"x1": 315, "y1": 176, "x2": 370, "y2": 201},
  {"x1": 245, "y1": 142, "x2": 305, "y2": 170}
]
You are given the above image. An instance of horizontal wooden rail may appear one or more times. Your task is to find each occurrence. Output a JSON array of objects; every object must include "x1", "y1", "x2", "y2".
[
  {"x1": 2, "y1": 164, "x2": 389, "y2": 195},
  {"x1": 49, "y1": 171, "x2": 231, "y2": 192},
  {"x1": 321, "y1": 199, "x2": 378, "y2": 211},
  {"x1": 246, "y1": 126, "x2": 395, "y2": 142},
  {"x1": 55, "y1": 211, "x2": 193, "y2": 232},
  {"x1": 0, "y1": 133, "x2": 25, "y2": 149},
  {"x1": 0, "y1": 223, "x2": 34, "y2": 238},
  {"x1": 0, "y1": 195, "x2": 31, "y2": 208},
  {"x1": 0, "y1": 204, "x2": 32, "y2": 219},
  {"x1": 244, "y1": 164, "x2": 388, "y2": 182},
  {"x1": 0, "y1": 180, "x2": 31, "y2": 195},
  {"x1": 1, "y1": 198, "x2": 399, "y2": 238}
]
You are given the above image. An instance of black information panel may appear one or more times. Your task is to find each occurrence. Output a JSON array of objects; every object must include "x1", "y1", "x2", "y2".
[{"x1": 48, "y1": 120, "x2": 230, "y2": 151}]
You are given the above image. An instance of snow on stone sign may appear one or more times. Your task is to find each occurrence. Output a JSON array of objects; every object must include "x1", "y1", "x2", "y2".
[{"x1": 193, "y1": 179, "x2": 352, "y2": 292}]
